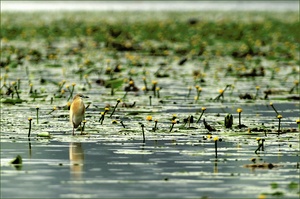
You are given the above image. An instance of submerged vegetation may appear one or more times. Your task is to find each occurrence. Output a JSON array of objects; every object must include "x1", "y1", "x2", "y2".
[{"x1": 0, "y1": 11, "x2": 299, "y2": 198}]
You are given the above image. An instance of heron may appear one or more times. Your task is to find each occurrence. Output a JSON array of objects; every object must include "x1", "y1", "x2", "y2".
[{"x1": 70, "y1": 93, "x2": 88, "y2": 135}]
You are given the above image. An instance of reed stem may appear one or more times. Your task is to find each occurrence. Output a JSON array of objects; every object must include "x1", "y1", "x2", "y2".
[
  {"x1": 141, "y1": 124, "x2": 145, "y2": 143},
  {"x1": 109, "y1": 99, "x2": 120, "y2": 118},
  {"x1": 28, "y1": 118, "x2": 32, "y2": 137},
  {"x1": 36, "y1": 107, "x2": 39, "y2": 124}
]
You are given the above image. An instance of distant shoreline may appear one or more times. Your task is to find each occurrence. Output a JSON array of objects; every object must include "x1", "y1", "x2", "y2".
[{"x1": 1, "y1": 1, "x2": 299, "y2": 12}]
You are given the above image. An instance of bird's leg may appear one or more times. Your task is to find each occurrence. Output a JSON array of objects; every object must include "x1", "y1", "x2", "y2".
[
  {"x1": 80, "y1": 123, "x2": 83, "y2": 135},
  {"x1": 72, "y1": 126, "x2": 75, "y2": 136}
]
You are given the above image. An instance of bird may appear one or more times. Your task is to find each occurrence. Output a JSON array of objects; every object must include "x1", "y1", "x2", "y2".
[{"x1": 70, "y1": 93, "x2": 89, "y2": 135}]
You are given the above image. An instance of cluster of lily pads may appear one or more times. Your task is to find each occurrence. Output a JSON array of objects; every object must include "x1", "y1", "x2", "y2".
[
  {"x1": 1, "y1": 11, "x2": 299, "y2": 135},
  {"x1": 0, "y1": 12, "x2": 299, "y2": 130}
]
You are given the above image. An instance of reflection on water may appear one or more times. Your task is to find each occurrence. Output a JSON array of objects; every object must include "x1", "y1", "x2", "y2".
[
  {"x1": 214, "y1": 160, "x2": 218, "y2": 174},
  {"x1": 69, "y1": 142, "x2": 84, "y2": 180},
  {"x1": 1, "y1": 139, "x2": 299, "y2": 198}
]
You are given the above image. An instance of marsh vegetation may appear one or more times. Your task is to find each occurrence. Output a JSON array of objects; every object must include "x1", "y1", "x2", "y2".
[{"x1": 1, "y1": 11, "x2": 299, "y2": 198}]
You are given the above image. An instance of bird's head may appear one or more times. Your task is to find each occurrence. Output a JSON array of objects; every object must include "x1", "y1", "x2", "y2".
[{"x1": 73, "y1": 93, "x2": 89, "y2": 100}]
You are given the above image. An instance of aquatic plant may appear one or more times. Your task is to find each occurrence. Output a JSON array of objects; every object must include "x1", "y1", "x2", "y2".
[
  {"x1": 203, "y1": 119, "x2": 216, "y2": 131},
  {"x1": 255, "y1": 138, "x2": 265, "y2": 154},
  {"x1": 214, "y1": 84, "x2": 231, "y2": 101},
  {"x1": 10, "y1": 155, "x2": 22, "y2": 170},
  {"x1": 149, "y1": 95, "x2": 152, "y2": 106},
  {"x1": 196, "y1": 107, "x2": 206, "y2": 123},
  {"x1": 169, "y1": 120, "x2": 176, "y2": 132},
  {"x1": 67, "y1": 83, "x2": 76, "y2": 101},
  {"x1": 109, "y1": 99, "x2": 121, "y2": 118},
  {"x1": 140, "y1": 123, "x2": 145, "y2": 143},
  {"x1": 254, "y1": 86, "x2": 260, "y2": 99},
  {"x1": 156, "y1": 87, "x2": 160, "y2": 98},
  {"x1": 153, "y1": 119, "x2": 158, "y2": 132},
  {"x1": 151, "y1": 80, "x2": 158, "y2": 97},
  {"x1": 289, "y1": 80, "x2": 299, "y2": 94},
  {"x1": 120, "y1": 120, "x2": 126, "y2": 128},
  {"x1": 36, "y1": 107, "x2": 39, "y2": 124},
  {"x1": 186, "y1": 86, "x2": 192, "y2": 99},
  {"x1": 277, "y1": 114, "x2": 282, "y2": 135},
  {"x1": 28, "y1": 117, "x2": 32, "y2": 137},
  {"x1": 224, "y1": 113, "x2": 233, "y2": 128},
  {"x1": 142, "y1": 76, "x2": 148, "y2": 92},
  {"x1": 146, "y1": 115, "x2": 152, "y2": 121},
  {"x1": 236, "y1": 108, "x2": 244, "y2": 128},
  {"x1": 269, "y1": 102, "x2": 279, "y2": 116},
  {"x1": 48, "y1": 106, "x2": 57, "y2": 114},
  {"x1": 99, "y1": 108, "x2": 109, "y2": 124},
  {"x1": 214, "y1": 137, "x2": 222, "y2": 159}
]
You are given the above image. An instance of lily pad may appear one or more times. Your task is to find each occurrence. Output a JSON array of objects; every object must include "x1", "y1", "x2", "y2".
[
  {"x1": 37, "y1": 132, "x2": 52, "y2": 138},
  {"x1": 105, "y1": 78, "x2": 124, "y2": 89},
  {"x1": 0, "y1": 98, "x2": 27, "y2": 104}
]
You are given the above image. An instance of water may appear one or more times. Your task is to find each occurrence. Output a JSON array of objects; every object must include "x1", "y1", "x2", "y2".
[
  {"x1": 1, "y1": 0, "x2": 298, "y2": 12},
  {"x1": 1, "y1": 137, "x2": 299, "y2": 198}
]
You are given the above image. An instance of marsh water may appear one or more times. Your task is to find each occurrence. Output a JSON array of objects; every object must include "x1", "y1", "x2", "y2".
[
  {"x1": 1, "y1": 82, "x2": 299, "y2": 198},
  {"x1": 1, "y1": 131, "x2": 299, "y2": 198},
  {"x1": 1, "y1": 9, "x2": 299, "y2": 199}
]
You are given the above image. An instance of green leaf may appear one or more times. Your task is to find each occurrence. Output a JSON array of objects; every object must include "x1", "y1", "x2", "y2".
[
  {"x1": 105, "y1": 78, "x2": 124, "y2": 89},
  {"x1": 271, "y1": 182, "x2": 279, "y2": 189},
  {"x1": 30, "y1": 94, "x2": 48, "y2": 98},
  {"x1": 45, "y1": 64, "x2": 62, "y2": 68},
  {"x1": 9, "y1": 61, "x2": 18, "y2": 68},
  {"x1": 271, "y1": 191, "x2": 284, "y2": 196},
  {"x1": 287, "y1": 182, "x2": 298, "y2": 190},
  {"x1": 37, "y1": 132, "x2": 52, "y2": 138},
  {"x1": 0, "y1": 98, "x2": 27, "y2": 104},
  {"x1": 84, "y1": 67, "x2": 97, "y2": 75}
]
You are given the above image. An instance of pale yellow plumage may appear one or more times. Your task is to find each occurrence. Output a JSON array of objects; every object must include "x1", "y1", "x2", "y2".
[{"x1": 70, "y1": 93, "x2": 88, "y2": 135}]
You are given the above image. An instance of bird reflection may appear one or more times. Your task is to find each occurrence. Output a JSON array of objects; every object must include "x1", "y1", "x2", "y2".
[{"x1": 69, "y1": 142, "x2": 84, "y2": 180}]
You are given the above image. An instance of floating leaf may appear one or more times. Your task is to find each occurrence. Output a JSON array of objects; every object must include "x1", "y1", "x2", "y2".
[
  {"x1": 30, "y1": 94, "x2": 48, "y2": 98},
  {"x1": 9, "y1": 61, "x2": 18, "y2": 68},
  {"x1": 105, "y1": 78, "x2": 124, "y2": 89},
  {"x1": 271, "y1": 182, "x2": 279, "y2": 189},
  {"x1": 84, "y1": 67, "x2": 98, "y2": 75},
  {"x1": 0, "y1": 98, "x2": 27, "y2": 104},
  {"x1": 45, "y1": 64, "x2": 62, "y2": 68},
  {"x1": 37, "y1": 132, "x2": 51, "y2": 138},
  {"x1": 287, "y1": 182, "x2": 298, "y2": 190}
]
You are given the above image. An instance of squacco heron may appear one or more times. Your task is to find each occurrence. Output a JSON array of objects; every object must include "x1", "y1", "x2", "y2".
[{"x1": 70, "y1": 93, "x2": 88, "y2": 135}]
